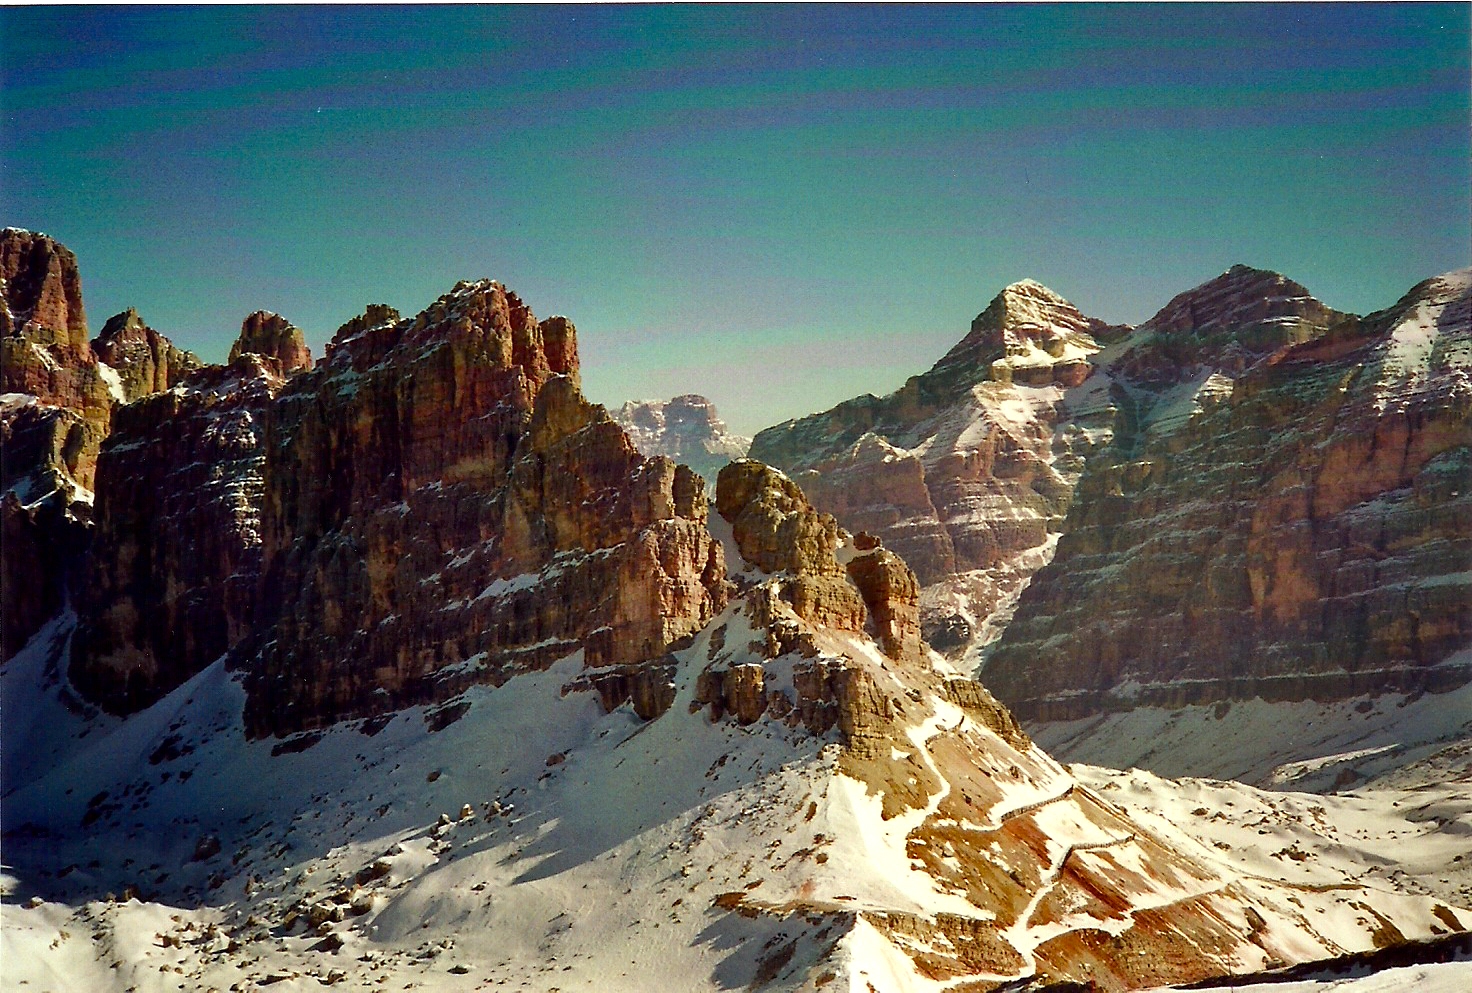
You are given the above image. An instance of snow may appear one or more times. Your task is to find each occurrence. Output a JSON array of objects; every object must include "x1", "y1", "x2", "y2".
[{"x1": 96, "y1": 361, "x2": 127, "y2": 403}]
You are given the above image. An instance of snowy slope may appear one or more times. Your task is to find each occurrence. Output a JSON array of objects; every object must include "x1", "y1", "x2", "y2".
[{"x1": 6, "y1": 576, "x2": 1470, "y2": 992}]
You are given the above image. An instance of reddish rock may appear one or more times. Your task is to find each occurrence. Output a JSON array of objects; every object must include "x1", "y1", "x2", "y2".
[
  {"x1": 92, "y1": 308, "x2": 201, "y2": 401},
  {"x1": 230, "y1": 311, "x2": 312, "y2": 374},
  {"x1": 241, "y1": 285, "x2": 725, "y2": 737},
  {"x1": 987, "y1": 269, "x2": 1472, "y2": 718},
  {"x1": 750, "y1": 281, "x2": 1126, "y2": 660},
  {"x1": 71, "y1": 356, "x2": 288, "y2": 711},
  {"x1": 0, "y1": 227, "x2": 86, "y2": 343},
  {"x1": 0, "y1": 231, "x2": 109, "y2": 657},
  {"x1": 846, "y1": 548, "x2": 922, "y2": 661}
]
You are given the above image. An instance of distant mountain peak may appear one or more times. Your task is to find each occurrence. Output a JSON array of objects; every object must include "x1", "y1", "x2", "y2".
[{"x1": 1142, "y1": 265, "x2": 1348, "y2": 340}]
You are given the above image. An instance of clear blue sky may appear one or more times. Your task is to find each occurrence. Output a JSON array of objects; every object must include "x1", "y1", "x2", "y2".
[{"x1": 4, "y1": 4, "x2": 1468, "y2": 435}]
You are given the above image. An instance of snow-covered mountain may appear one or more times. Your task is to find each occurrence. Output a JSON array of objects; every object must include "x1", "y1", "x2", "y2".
[
  {"x1": 613, "y1": 394, "x2": 751, "y2": 481},
  {"x1": 3, "y1": 232, "x2": 1469, "y2": 991}
]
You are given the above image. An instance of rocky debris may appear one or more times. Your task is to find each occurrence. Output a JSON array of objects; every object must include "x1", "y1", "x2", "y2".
[
  {"x1": 240, "y1": 284, "x2": 725, "y2": 737},
  {"x1": 230, "y1": 311, "x2": 313, "y2": 375},
  {"x1": 613, "y1": 394, "x2": 751, "y2": 480},
  {"x1": 749, "y1": 281, "x2": 1125, "y2": 662},
  {"x1": 987, "y1": 268, "x2": 1472, "y2": 718},
  {"x1": 70, "y1": 355, "x2": 288, "y2": 711},
  {"x1": 91, "y1": 308, "x2": 201, "y2": 401}
]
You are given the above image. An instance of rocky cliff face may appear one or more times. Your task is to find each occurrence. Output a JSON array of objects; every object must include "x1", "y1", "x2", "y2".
[
  {"x1": 229, "y1": 310, "x2": 313, "y2": 374},
  {"x1": 614, "y1": 394, "x2": 750, "y2": 479},
  {"x1": 242, "y1": 282, "x2": 726, "y2": 737},
  {"x1": 1, "y1": 230, "x2": 106, "y2": 659},
  {"x1": 70, "y1": 354, "x2": 288, "y2": 712},
  {"x1": 750, "y1": 280, "x2": 1128, "y2": 661},
  {"x1": 1, "y1": 230, "x2": 219, "y2": 661},
  {"x1": 986, "y1": 268, "x2": 1471, "y2": 718},
  {"x1": 91, "y1": 308, "x2": 201, "y2": 401}
]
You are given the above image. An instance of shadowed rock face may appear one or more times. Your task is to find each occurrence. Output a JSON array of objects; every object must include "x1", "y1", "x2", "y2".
[
  {"x1": 241, "y1": 283, "x2": 726, "y2": 737},
  {"x1": 70, "y1": 356, "x2": 288, "y2": 712},
  {"x1": 1, "y1": 230, "x2": 107, "y2": 659},
  {"x1": 986, "y1": 269, "x2": 1472, "y2": 718}
]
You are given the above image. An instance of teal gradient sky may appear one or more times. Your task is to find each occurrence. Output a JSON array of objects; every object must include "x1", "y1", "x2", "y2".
[{"x1": 4, "y1": 4, "x2": 1469, "y2": 435}]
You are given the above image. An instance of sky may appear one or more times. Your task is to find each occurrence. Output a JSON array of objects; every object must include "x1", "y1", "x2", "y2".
[{"x1": 3, "y1": 4, "x2": 1469, "y2": 437}]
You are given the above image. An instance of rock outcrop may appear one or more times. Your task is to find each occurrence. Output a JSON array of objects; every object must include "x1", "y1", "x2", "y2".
[
  {"x1": 613, "y1": 394, "x2": 750, "y2": 480},
  {"x1": 0, "y1": 229, "x2": 112, "y2": 487},
  {"x1": 70, "y1": 355, "x2": 287, "y2": 712},
  {"x1": 986, "y1": 268, "x2": 1472, "y2": 718},
  {"x1": 229, "y1": 311, "x2": 312, "y2": 375},
  {"x1": 91, "y1": 308, "x2": 201, "y2": 401},
  {"x1": 241, "y1": 283, "x2": 726, "y2": 737},
  {"x1": 1, "y1": 230, "x2": 107, "y2": 658},
  {"x1": 750, "y1": 280, "x2": 1127, "y2": 661},
  {"x1": 0, "y1": 227, "x2": 86, "y2": 341}
]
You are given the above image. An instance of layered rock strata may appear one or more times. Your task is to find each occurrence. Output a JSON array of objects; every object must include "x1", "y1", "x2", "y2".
[
  {"x1": 242, "y1": 282, "x2": 726, "y2": 737},
  {"x1": 613, "y1": 394, "x2": 750, "y2": 480},
  {"x1": 750, "y1": 280, "x2": 1128, "y2": 658},
  {"x1": 70, "y1": 355, "x2": 289, "y2": 711},
  {"x1": 91, "y1": 308, "x2": 201, "y2": 401},
  {"x1": 1, "y1": 230, "x2": 106, "y2": 657},
  {"x1": 987, "y1": 269, "x2": 1472, "y2": 718}
]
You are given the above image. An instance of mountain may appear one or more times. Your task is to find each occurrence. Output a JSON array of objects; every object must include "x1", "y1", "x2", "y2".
[
  {"x1": 613, "y1": 394, "x2": 751, "y2": 480},
  {"x1": 6, "y1": 458, "x2": 1466, "y2": 992},
  {"x1": 0, "y1": 229, "x2": 198, "y2": 659},
  {"x1": 750, "y1": 279, "x2": 1130, "y2": 661},
  {"x1": 4, "y1": 235, "x2": 1469, "y2": 990},
  {"x1": 987, "y1": 268, "x2": 1471, "y2": 721}
]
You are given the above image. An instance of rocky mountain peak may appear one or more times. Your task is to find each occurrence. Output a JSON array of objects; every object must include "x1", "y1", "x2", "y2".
[
  {"x1": 613, "y1": 394, "x2": 751, "y2": 479},
  {"x1": 1142, "y1": 264, "x2": 1347, "y2": 340},
  {"x1": 230, "y1": 311, "x2": 313, "y2": 373},
  {"x1": 96, "y1": 306, "x2": 146, "y2": 339},
  {"x1": 922, "y1": 278, "x2": 1127, "y2": 395},
  {"x1": 92, "y1": 308, "x2": 202, "y2": 402},
  {"x1": 0, "y1": 227, "x2": 87, "y2": 344}
]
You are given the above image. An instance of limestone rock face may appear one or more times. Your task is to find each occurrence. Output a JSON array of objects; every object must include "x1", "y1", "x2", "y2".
[
  {"x1": 92, "y1": 308, "x2": 201, "y2": 401},
  {"x1": 987, "y1": 268, "x2": 1472, "y2": 718},
  {"x1": 0, "y1": 230, "x2": 109, "y2": 658},
  {"x1": 0, "y1": 230, "x2": 113, "y2": 488},
  {"x1": 0, "y1": 396, "x2": 93, "y2": 657},
  {"x1": 750, "y1": 280, "x2": 1126, "y2": 661},
  {"x1": 613, "y1": 394, "x2": 750, "y2": 480},
  {"x1": 0, "y1": 227, "x2": 86, "y2": 342},
  {"x1": 70, "y1": 356, "x2": 287, "y2": 712},
  {"x1": 242, "y1": 284, "x2": 726, "y2": 737},
  {"x1": 230, "y1": 311, "x2": 313, "y2": 374},
  {"x1": 715, "y1": 459, "x2": 867, "y2": 633}
]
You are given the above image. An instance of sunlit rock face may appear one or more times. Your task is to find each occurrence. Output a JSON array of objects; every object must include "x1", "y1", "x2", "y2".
[
  {"x1": 750, "y1": 279, "x2": 1129, "y2": 661},
  {"x1": 987, "y1": 268, "x2": 1472, "y2": 719},
  {"x1": 241, "y1": 282, "x2": 727, "y2": 737},
  {"x1": 613, "y1": 394, "x2": 750, "y2": 480},
  {"x1": 92, "y1": 307, "x2": 202, "y2": 402}
]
